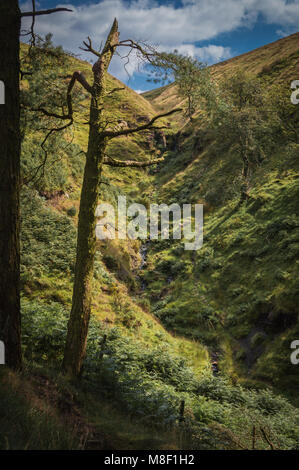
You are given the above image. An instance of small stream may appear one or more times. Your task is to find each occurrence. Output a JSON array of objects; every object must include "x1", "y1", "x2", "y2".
[
  {"x1": 211, "y1": 351, "x2": 220, "y2": 376},
  {"x1": 138, "y1": 241, "x2": 150, "y2": 291},
  {"x1": 140, "y1": 242, "x2": 149, "y2": 268},
  {"x1": 138, "y1": 241, "x2": 221, "y2": 376}
]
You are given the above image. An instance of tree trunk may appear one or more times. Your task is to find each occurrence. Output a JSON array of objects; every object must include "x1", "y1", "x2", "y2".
[
  {"x1": 241, "y1": 163, "x2": 250, "y2": 201},
  {"x1": 240, "y1": 139, "x2": 251, "y2": 202},
  {"x1": 0, "y1": 1, "x2": 22, "y2": 369},
  {"x1": 63, "y1": 20, "x2": 119, "y2": 378}
]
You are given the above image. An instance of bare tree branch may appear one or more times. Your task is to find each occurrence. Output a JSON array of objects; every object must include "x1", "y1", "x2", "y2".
[
  {"x1": 252, "y1": 425, "x2": 256, "y2": 450},
  {"x1": 103, "y1": 108, "x2": 182, "y2": 138},
  {"x1": 103, "y1": 155, "x2": 164, "y2": 167},
  {"x1": 117, "y1": 39, "x2": 156, "y2": 63},
  {"x1": 22, "y1": 105, "x2": 71, "y2": 120},
  {"x1": 79, "y1": 36, "x2": 102, "y2": 58},
  {"x1": 29, "y1": 0, "x2": 36, "y2": 48},
  {"x1": 20, "y1": 70, "x2": 33, "y2": 80},
  {"x1": 21, "y1": 8, "x2": 73, "y2": 17},
  {"x1": 106, "y1": 87, "x2": 125, "y2": 96},
  {"x1": 23, "y1": 70, "x2": 92, "y2": 120},
  {"x1": 260, "y1": 428, "x2": 275, "y2": 450},
  {"x1": 24, "y1": 120, "x2": 74, "y2": 185},
  {"x1": 67, "y1": 70, "x2": 93, "y2": 94}
]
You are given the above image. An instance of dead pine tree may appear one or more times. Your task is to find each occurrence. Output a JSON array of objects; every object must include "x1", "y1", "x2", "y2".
[
  {"x1": 21, "y1": 17, "x2": 180, "y2": 378},
  {"x1": 55, "y1": 19, "x2": 182, "y2": 378}
]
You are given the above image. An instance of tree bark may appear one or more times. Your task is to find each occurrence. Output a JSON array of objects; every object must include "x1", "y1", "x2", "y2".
[
  {"x1": 62, "y1": 20, "x2": 119, "y2": 377},
  {"x1": 240, "y1": 142, "x2": 250, "y2": 202},
  {"x1": 62, "y1": 20, "x2": 180, "y2": 378},
  {"x1": 0, "y1": 1, "x2": 22, "y2": 369}
]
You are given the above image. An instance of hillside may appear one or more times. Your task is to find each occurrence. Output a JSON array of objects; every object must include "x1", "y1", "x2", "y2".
[
  {"x1": 140, "y1": 32, "x2": 299, "y2": 396},
  {"x1": 13, "y1": 41, "x2": 213, "y2": 450},
  {"x1": 1, "y1": 34, "x2": 298, "y2": 450},
  {"x1": 143, "y1": 32, "x2": 299, "y2": 113}
]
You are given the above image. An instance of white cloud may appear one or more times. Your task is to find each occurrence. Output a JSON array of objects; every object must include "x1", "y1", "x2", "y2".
[
  {"x1": 171, "y1": 44, "x2": 232, "y2": 63},
  {"x1": 21, "y1": 0, "x2": 40, "y2": 9},
  {"x1": 20, "y1": 0, "x2": 299, "y2": 82},
  {"x1": 254, "y1": 0, "x2": 299, "y2": 27}
]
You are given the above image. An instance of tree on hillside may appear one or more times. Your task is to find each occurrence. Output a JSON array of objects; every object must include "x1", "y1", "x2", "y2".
[
  {"x1": 63, "y1": 21, "x2": 181, "y2": 378},
  {"x1": 24, "y1": 19, "x2": 181, "y2": 378},
  {"x1": 21, "y1": 34, "x2": 83, "y2": 191},
  {"x1": 153, "y1": 53, "x2": 279, "y2": 201},
  {"x1": 148, "y1": 52, "x2": 210, "y2": 119},
  {"x1": 0, "y1": 0, "x2": 72, "y2": 370},
  {"x1": 0, "y1": 1, "x2": 22, "y2": 369},
  {"x1": 209, "y1": 72, "x2": 278, "y2": 201}
]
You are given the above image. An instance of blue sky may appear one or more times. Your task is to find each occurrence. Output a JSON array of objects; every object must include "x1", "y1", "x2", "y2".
[{"x1": 21, "y1": 1, "x2": 299, "y2": 92}]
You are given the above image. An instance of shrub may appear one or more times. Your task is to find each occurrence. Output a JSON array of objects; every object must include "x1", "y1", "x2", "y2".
[
  {"x1": 67, "y1": 206, "x2": 76, "y2": 217},
  {"x1": 21, "y1": 299, "x2": 68, "y2": 364},
  {"x1": 251, "y1": 332, "x2": 266, "y2": 348}
]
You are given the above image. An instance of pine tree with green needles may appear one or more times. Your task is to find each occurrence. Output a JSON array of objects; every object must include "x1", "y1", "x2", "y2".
[{"x1": 148, "y1": 51, "x2": 210, "y2": 119}]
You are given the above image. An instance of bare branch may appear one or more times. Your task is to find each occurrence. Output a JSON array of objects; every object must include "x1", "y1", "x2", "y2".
[
  {"x1": 29, "y1": 0, "x2": 36, "y2": 48},
  {"x1": 79, "y1": 36, "x2": 102, "y2": 58},
  {"x1": 68, "y1": 70, "x2": 93, "y2": 94},
  {"x1": 103, "y1": 155, "x2": 164, "y2": 168},
  {"x1": 103, "y1": 108, "x2": 182, "y2": 138},
  {"x1": 20, "y1": 70, "x2": 33, "y2": 80},
  {"x1": 22, "y1": 67, "x2": 92, "y2": 183},
  {"x1": 252, "y1": 425, "x2": 256, "y2": 450},
  {"x1": 23, "y1": 70, "x2": 92, "y2": 120},
  {"x1": 22, "y1": 105, "x2": 71, "y2": 120},
  {"x1": 106, "y1": 87, "x2": 125, "y2": 96},
  {"x1": 117, "y1": 39, "x2": 156, "y2": 63},
  {"x1": 260, "y1": 428, "x2": 275, "y2": 450},
  {"x1": 21, "y1": 8, "x2": 73, "y2": 17},
  {"x1": 24, "y1": 120, "x2": 73, "y2": 185},
  {"x1": 102, "y1": 18, "x2": 119, "y2": 53}
]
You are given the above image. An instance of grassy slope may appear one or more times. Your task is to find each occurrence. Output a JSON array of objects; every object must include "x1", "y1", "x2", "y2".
[
  {"x1": 2, "y1": 38, "x2": 298, "y2": 450},
  {"x1": 3, "y1": 45, "x2": 211, "y2": 450},
  {"x1": 141, "y1": 33, "x2": 299, "y2": 396},
  {"x1": 143, "y1": 32, "x2": 299, "y2": 111},
  {"x1": 30, "y1": 48, "x2": 208, "y2": 370},
  {"x1": 20, "y1": 43, "x2": 210, "y2": 361}
]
